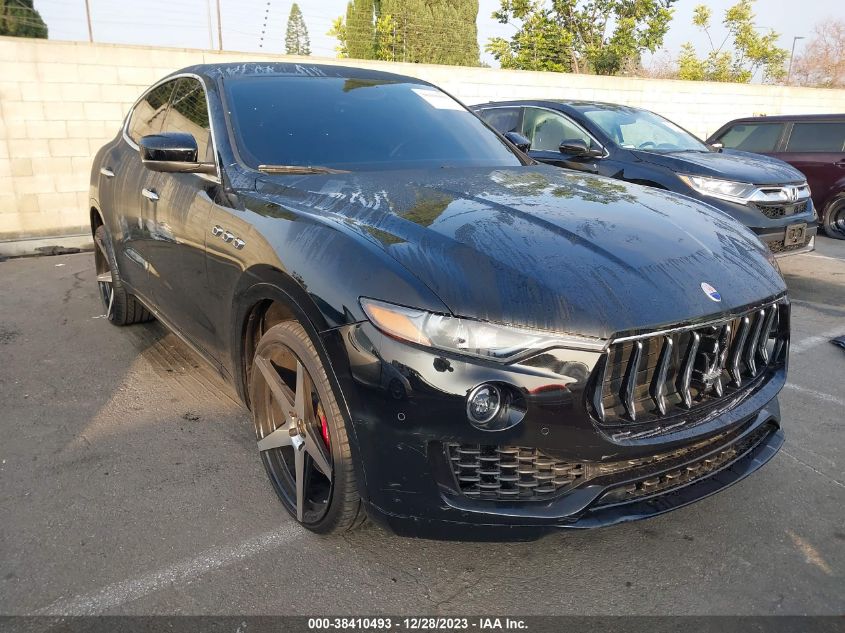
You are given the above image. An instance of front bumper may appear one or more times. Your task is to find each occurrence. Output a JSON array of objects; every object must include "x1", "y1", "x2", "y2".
[
  {"x1": 368, "y1": 416, "x2": 783, "y2": 539},
  {"x1": 705, "y1": 197, "x2": 817, "y2": 258},
  {"x1": 323, "y1": 316, "x2": 787, "y2": 540}
]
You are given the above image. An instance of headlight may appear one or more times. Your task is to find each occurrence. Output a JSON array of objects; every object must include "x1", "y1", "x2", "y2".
[
  {"x1": 360, "y1": 298, "x2": 604, "y2": 361},
  {"x1": 678, "y1": 174, "x2": 757, "y2": 203}
]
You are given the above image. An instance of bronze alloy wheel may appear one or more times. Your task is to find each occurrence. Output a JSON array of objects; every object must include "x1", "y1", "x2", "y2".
[
  {"x1": 94, "y1": 226, "x2": 116, "y2": 320},
  {"x1": 249, "y1": 321, "x2": 364, "y2": 533},
  {"x1": 93, "y1": 225, "x2": 153, "y2": 326}
]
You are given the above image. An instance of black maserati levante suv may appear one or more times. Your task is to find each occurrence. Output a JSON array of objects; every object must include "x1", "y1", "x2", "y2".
[
  {"x1": 473, "y1": 100, "x2": 817, "y2": 257},
  {"x1": 90, "y1": 64, "x2": 788, "y2": 539}
]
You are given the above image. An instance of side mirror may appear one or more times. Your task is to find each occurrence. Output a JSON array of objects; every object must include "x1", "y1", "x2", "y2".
[
  {"x1": 559, "y1": 138, "x2": 602, "y2": 157},
  {"x1": 139, "y1": 133, "x2": 216, "y2": 175},
  {"x1": 504, "y1": 131, "x2": 531, "y2": 153},
  {"x1": 709, "y1": 142, "x2": 724, "y2": 150}
]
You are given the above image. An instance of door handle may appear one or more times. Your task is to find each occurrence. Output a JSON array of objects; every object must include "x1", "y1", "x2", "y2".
[
  {"x1": 141, "y1": 188, "x2": 159, "y2": 201},
  {"x1": 100, "y1": 167, "x2": 115, "y2": 178},
  {"x1": 834, "y1": 160, "x2": 845, "y2": 168}
]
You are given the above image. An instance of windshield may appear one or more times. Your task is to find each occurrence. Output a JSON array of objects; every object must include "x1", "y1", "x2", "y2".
[
  {"x1": 224, "y1": 76, "x2": 523, "y2": 171},
  {"x1": 579, "y1": 107, "x2": 709, "y2": 153}
]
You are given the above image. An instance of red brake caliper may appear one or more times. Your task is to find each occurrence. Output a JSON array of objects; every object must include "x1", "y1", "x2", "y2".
[{"x1": 319, "y1": 409, "x2": 330, "y2": 448}]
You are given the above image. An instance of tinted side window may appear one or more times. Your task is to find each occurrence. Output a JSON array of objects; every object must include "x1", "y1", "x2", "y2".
[
  {"x1": 128, "y1": 81, "x2": 176, "y2": 143},
  {"x1": 478, "y1": 107, "x2": 521, "y2": 134},
  {"x1": 165, "y1": 78, "x2": 213, "y2": 162},
  {"x1": 786, "y1": 122, "x2": 845, "y2": 152},
  {"x1": 717, "y1": 123, "x2": 784, "y2": 152},
  {"x1": 522, "y1": 107, "x2": 591, "y2": 152}
]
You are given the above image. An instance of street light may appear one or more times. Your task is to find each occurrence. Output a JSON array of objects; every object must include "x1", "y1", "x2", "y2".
[{"x1": 787, "y1": 36, "x2": 805, "y2": 84}]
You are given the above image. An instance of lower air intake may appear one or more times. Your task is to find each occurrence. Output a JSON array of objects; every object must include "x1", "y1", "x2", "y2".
[{"x1": 445, "y1": 444, "x2": 585, "y2": 500}]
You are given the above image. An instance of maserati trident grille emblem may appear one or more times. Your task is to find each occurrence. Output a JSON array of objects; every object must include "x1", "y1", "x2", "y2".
[
  {"x1": 692, "y1": 325, "x2": 732, "y2": 398},
  {"x1": 701, "y1": 282, "x2": 721, "y2": 302}
]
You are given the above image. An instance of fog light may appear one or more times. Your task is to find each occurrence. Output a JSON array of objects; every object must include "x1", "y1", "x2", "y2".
[{"x1": 467, "y1": 383, "x2": 502, "y2": 425}]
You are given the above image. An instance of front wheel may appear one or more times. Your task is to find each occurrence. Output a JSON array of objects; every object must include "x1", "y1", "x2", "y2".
[
  {"x1": 93, "y1": 225, "x2": 153, "y2": 325},
  {"x1": 822, "y1": 195, "x2": 845, "y2": 240},
  {"x1": 249, "y1": 320, "x2": 364, "y2": 533}
]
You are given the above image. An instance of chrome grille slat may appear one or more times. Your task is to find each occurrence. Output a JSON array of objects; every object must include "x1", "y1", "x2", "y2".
[
  {"x1": 649, "y1": 336, "x2": 673, "y2": 416},
  {"x1": 592, "y1": 355, "x2": 607, "y2": 422},
  {"x1": 744, "y1": 309, "x2": 766, "y2": 375},
  {"x1": 677, "y1": 332, "x2": 700, "y2": 409},
  {"x1": 621, "y1": 341, "x2": 643, "y2": 421},
  {"x1": 592, "y1": 301, "x2": 788, "y2": 427},
  {"x1": 757, "y1": 308, "x2": 777, "y2": 364},
  {"x1": 729, "y1": 316, "x2": 751, "y2": 387},
  {"x1": 713, "y1": 324, "x2": 731, "y2": 397}
]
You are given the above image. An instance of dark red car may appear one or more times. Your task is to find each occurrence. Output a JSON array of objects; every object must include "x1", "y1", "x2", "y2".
[{"x1": 707, "y1": 114, "x2": 845, "y2": 239}]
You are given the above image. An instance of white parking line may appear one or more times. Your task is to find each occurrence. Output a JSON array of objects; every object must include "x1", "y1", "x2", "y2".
[
  {"x1": 35, "y1": 525, "x2": 302, "y2": 615},
  {"x1": 784, "y1": 383, "x2": 845, "y2": 408},
  {"x1": 798, "y1": 253, "x2": 844, "y2": 263},
  {"x1": 790, "y1": 327, "x2": 844, "y2": 354}
]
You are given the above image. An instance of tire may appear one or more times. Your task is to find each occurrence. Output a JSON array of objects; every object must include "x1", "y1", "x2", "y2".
[
  {"x1": 249, "y1": 320, "x2": 364, "y2": 534},
  {"x1": 822, "y1": 194, "x2": 845, "y2": 240},
  {"x1": 94, "y1": 224, "x2": 154, "y2": 325}
]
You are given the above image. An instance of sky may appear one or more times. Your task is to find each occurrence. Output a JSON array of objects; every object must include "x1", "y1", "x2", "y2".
[{"x1": 32, "y1": 0, "x2": 844, "y2": 67}]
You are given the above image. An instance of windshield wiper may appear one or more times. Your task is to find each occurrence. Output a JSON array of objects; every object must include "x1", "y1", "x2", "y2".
[{"x1": 258, "y1": 164, "x2": 350, "y2": 175}]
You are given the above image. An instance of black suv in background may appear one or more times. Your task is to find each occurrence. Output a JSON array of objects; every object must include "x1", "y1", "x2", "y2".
[
  {"x1": 707, "y1": 114, "x2": 845, "y2": 239},
  {"x1": 473, "y1": 100, "x2": 817, "y2": 256}
]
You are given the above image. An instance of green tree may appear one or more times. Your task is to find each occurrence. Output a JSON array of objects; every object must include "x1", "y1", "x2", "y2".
[
  {"x1": 486, "y1": 0, "x2": 675, "y2": 75},
  {"x1": 0, "y1": 0, "x2": 48, "y2": 38},
  {"x1": 284, "y1": 3, "x2": 310, "y2": 56},
  {"x1": 677, "y1": 1, "x2": 788, "y2": 83},
  {"x1": 329, "y1": 0, "x2": 480, "y2": 66}
]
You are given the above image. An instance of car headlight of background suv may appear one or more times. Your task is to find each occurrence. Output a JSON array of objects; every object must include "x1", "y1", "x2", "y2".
[
  {"x1": 678, "y1": 174, "x2": 758, "y2": 204},
  {"x1": 360, "y1": 298, "x2": 604, "y2": 362}
]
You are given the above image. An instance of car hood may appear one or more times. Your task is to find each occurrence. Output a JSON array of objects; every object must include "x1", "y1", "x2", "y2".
[
  {"x1": 634, "y1": 148, "x2": 806, "y2": 185},
  {"x1": 254, "y1": 166, "x2": 786, "y2": 339}
]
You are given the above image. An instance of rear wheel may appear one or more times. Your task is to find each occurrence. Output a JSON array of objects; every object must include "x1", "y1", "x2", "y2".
[
  {"x1": 822, "y1": 195, "x2": 845, "y2": 240},
  {"x1": 93, "y1": 224, "x2": 153, "y2": 325},
  {"x1": 249, "y1": 320, "x2": 364, "y2": 533}
]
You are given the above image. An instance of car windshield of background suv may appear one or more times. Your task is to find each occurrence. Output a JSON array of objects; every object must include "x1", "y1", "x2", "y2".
[
  {"x1": 224, "y1": 76, "x2": 524, "y2": 172},
  {"x1": 581, "y1": 107, "x2": 709, "y2": 153}
]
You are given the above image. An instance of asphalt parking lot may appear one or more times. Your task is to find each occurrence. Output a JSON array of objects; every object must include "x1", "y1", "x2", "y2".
[{"x1": 1, "y1": 238, "x2": 843, "y2": 617}]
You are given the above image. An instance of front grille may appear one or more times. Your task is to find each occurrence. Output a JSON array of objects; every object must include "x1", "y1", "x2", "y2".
[
  {"x1": 595, "y1": 422, "x2": 774, "y2": 506},
  {"x1": 753, "y1": 200, "x2": 807, "y2": 219},
  {"x1": 769, "y1": 238, "x2": 810, "y2": 254},
  {"x1": 591, "y1": 301, "x2": 787, "y2": 427},
  {"x1": 445, "y1": 444, "x2": 585, "y2": 500}
]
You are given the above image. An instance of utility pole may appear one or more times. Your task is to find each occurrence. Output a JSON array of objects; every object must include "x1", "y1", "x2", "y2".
[
  {"x1": 84, "y1": 0, "x2": 93, "y2": 42},
  {"x1": 216, "y1": 0, "x2": 223, "y2": 51},
  {"x1": 786, "y1": 35, "x2": 804, "y2": 84},
  {"x1": 206, "y1": 0, "x2": 214, "y2": 49}
]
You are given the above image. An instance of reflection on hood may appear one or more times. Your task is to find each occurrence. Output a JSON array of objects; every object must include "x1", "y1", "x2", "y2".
[{"x1": 254, "y1": 165, "x2": 785, "y2": 338}]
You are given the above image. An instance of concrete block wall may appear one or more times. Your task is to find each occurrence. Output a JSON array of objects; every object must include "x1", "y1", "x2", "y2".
[{"x1": 2, "y1": 36, "x2": 845, "y2": 254}]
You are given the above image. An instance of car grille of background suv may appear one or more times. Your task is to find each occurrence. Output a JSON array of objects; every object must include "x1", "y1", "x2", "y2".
[
  {"x1": 590, "y1": 300, "x2": 788, "y2": 427},
  {"x1": 768, "y1": 238, "x2": 810, "y2": 254},
  {"x1": 445, "y1": 444, "x2": 585, "y2": 500},
  {"x1": 752, "y1": 200, "x2": 808, "y2": 219}
]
